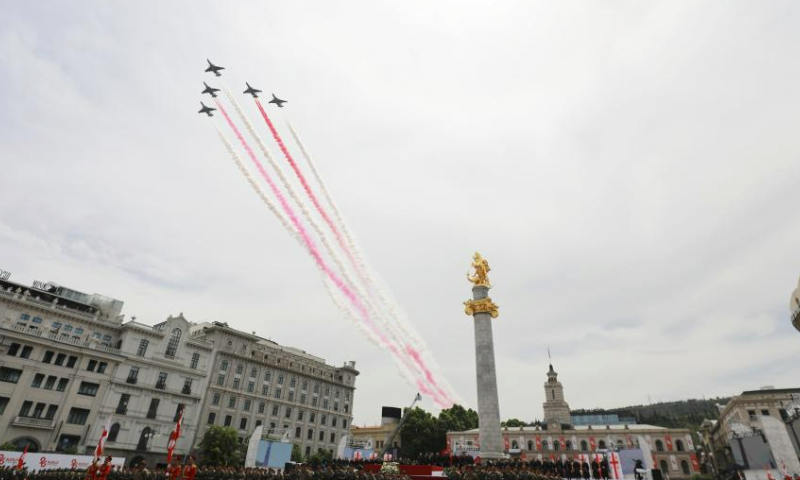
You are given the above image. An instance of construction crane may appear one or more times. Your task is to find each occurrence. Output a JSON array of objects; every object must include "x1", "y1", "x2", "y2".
[{"x1": 380, "y1": 393, "x2": 422, "y2": 459}]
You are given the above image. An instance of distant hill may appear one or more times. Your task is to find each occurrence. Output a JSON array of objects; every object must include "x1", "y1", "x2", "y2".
[{"x1": 571, "y1": 397, "x2": 731, "y2": 432}]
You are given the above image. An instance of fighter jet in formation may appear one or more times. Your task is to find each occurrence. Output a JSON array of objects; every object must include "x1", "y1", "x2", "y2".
[
  {"x1": 198, "y1": 102, "x2": 216, "y2": 117},
  {"x1": 269, "y1": 94, "x2": 287, "y2": 108},
  {"x1": 202, "y1": 82, "x2": 220, "y2": 98},
  {"x1": 243, "y1": 83, "x2": 262, "y2": 98},
  {"x1": 205, "y1": 60, "x2": 225, "y2": 77}
]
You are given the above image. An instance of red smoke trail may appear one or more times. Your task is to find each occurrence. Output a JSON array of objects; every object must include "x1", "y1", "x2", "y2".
[
  {"x1": 214, "y1": 99, "x2": 390, "y2": 350},
  {"x1": 255, "y1": 100, "x2": 454, "y2": 407}
]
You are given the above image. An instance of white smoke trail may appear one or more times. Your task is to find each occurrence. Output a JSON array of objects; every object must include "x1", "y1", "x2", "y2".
[{"x1": 285, "y1": 119, "x2": 461, "y2": 405}]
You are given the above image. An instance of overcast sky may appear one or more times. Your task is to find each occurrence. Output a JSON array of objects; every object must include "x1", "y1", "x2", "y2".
[{"x1": 1, "y1": 1, "x2": 799, "y2": 426}]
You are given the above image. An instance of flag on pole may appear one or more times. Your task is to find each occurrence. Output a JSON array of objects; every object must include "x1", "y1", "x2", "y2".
[
  {"x1": 17, "y1": 444, "x2": 28, "y2": 470},
  {"x1": 166, "y1": 407, "x2": 184, "y2": 463},
  {"x1": 95, "y1": 418, "x2": 112, "y2": 461}
]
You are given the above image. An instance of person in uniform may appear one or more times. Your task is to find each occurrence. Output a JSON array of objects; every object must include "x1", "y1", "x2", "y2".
[
  {"x1": 133, "y1": 461, "x2": 150, "y2": 480},
  {"x1": 98, "y1": 457, "x2": 114, "y2": 480},
  {"x1": 167, "y1": 459, "x2": 182, "y2": 480},
  {"x1": 86, "y1": 461, "x2": 100, "y2": 480}
]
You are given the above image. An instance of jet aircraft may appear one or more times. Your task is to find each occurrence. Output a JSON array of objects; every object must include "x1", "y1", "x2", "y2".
[
  {"x1": 243, "y1": 83, "x2": 262, "y2": 98},
  {"x1": 202, "y1": 82, "x2": 220, "y2": 97},
  {"x1": 198, "y1": 102, "x2": 216, "y2": 117},
  {"x1": 205, "y1": 60, "x2": 224, "y2": 77},
  {"x1": 269, "y1": 94, "x2": 287, "y2": 108}
]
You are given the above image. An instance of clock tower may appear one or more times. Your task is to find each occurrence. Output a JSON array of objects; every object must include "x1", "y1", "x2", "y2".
[{"x1": 542, "y1": 363, "x2": 571, "y2": 425}]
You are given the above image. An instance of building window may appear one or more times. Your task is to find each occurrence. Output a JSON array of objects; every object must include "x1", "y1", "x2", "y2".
[
  {"x1": 321, "y1": 415, "x2": 327, "y2": 425},
  {"x1": 300, "y1": 394, "x2": 307, "y2": 404},
  {"x1": 312, "y1": 397, "x2": 318, "y2": 407},
  {"x1": 146, "y1": 399, "x2": 160, "y2": 419},
  {"x1": 54, "y1": 353, "x2": 66, "y2": 366},
  {"x1": 342, "y1": 420, "x2": 347, "y2": 429},
  {"x1": 275, "y1": 388, "x2": 282, "y2": 399},
  {"x1": 310, "y1": 413, "x2": 316, "y2": 423},
  {"x1": 224, "y1": 415, "x2": 232, "y2": 427},
  {"x1": 243, "y1": 400, "x2": 251, "y2": 411},
  {"x1": 0, "y1": 367, "x2": 22, "y2": 383},
  {"x1": 581, "y1": 440, "x2": 588, "y2": 451},
  {"x1": 66, "y1": 356, "x2": 77, "y2": 368},
  {"x1": 761, "y1": 410, "x2": 770, "y2": 416},
  {"x1": 221, "y1": 360, "x2": 229, "y2": 371},
  {"x1": 313, "y1": 383, "x2": 319, "y2": 393},
  {"x1": 264, "y1": 371, "x2": 271, "y2": 382},
  {"x1": 67, "y1": 408, "x2": 90, "y2": 425},
  {"x1": 78, "y1": 382, "x2": 99, "y2": 396},
  {"x1": 97, "y1": 362, "x2": 107, "y2": 374},
  {"x1": 272, "y1": 405, "x2": 279, "y2": 416},
  {"x1": 19, "y1": 401, "x2": 33, "y2": 417},
  {"x1": 675, "y1": 440, "x2": 684, "y2": 452},
  {"x1": 248, "y1": 382, "x2": 255, "y2": 393},
  {"x1": 262, "y1": 384, "x2": 269, "y2": 395},
  {"x1": 74, "y1": 327, "x2": 84, "y2": 335},
  {"x1": 0, "y1": 397, "x2": 8, "y2": 415},
  {"x1": 42, "y1": 351, "x2": 54, "y2": 363},
  {"x1": 116, "y1": 394, "x2": 130, "y2": 414},
  {"x1": 217, "y1": 374, "x2": 225, "y2": 386},
  {"x1": 32, "y1": 317, "x2": 42, "y2": 324},
  {"x1": 32, "y1": 373, "x2": 45, "y2": 388},
  {"x1": 307, "y1": 429, "x2": 314, "y2": 440},
  {"x1": 295, "y1": 427, "x2": 301, "y2": 438},
  {"x1": 542, "y1": 440, "x2": 549, "y2": 451},
  {"x1": 87, "y1": 359, "x2": 97, "y2": 371},
  {"x1": 127, "y1": 367, "x2": 139, "y2": 384},
  {"x1": 56, "y1": 378, "x2": 69, "y2": 391},
  {"x1": 156, "y1": 372, "x2": 168, "y2": 390},
  {"x1": 19, "y1": 346, "x2": 33, "y2": 359},
  {"x1": 250, "y1": 367, "x2": 257, "y2": 378},
  {"x1": 258, "y1": 402, "x2": 265, "y2": 414},
  {"x1": 332, "y1": 417, "x2": 338, "y2": 427},
  {"x1": 681, "y1": 461, "x2": 690, "y2": 475},
  {"x1": 655, "y1": 440, "x2": 664, "y2": 452},
  {"x1": 298, "y1": 410, "x2": 304, "y2": 421},
  {"x1": 233, "y1": 378, "x2": 240, "y2": 389},
  {"x1": 108, "y1": 423, "x2": 121, "y2": 442},
  {"x1": 290, "y1": 377, "x2": 296, "y2": 388},
  {"x1": 239, "y1": 418, "x2": 248, "y2": 430},
  {"x1": 182, "y1": 378, "x2": 193, "y2": 394},
  {"x1": 174, "y1": 404, "x2": 185, "y2": 422},
  {"x1": 137, "y1": 339, "x2": 149, "y2": 357},
  {"x1": 285, "y1": 407, "x2": 292, "y2": 419},
  {"x1": 228, "y1": 396, "x2": 237, "y2": 409},
  {"x1": 208, "y1": 412, "x2": 216, "y2": 425},
  {"x1": 236, "y1": 364, "x2": 243, "y2": 375},
  {"x1": 660, "y1": 461, "x2": 669, "y2": 472},
  {"x1": 165, "y1": 328, "x2": 181, "y2": 358},
  {"x1": 319, "y1": 430, "x2": 325, "y2": 441},
  {"x1": 212, "y1": 393, "x2": 220, "y2": 406},
  {"x1": 598, "y1": 440, "x2": 607, "y2": 449},
  {"x1": 190, "y1": 353, "x2": 200, "y2": 369},
  {"x1": 43, "y1": 376, "x2": 56, "y2": 389},
  {"x1": 323, "y1": 399, "x2": 329, "y2": 409},
  {"x1": 19, "y1": 314, "x2": 30, "y2": 321},
  {"x1": 289, "y1": 391, "x2": 295, "y2": 401},
  {"x1": 554, "y1": 441, "x2": 560, "y2": 451},
  {"x1": 278, "y1": 375, "x2": 284, "y2": 385}
]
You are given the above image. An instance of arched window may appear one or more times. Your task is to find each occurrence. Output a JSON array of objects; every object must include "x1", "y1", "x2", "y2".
[
  {"x1": 528, "y1": 440, "x2": 534, "y2": 451},
  {"x1": 681, "y1": 461, "x2": 690, "y2": 475},
  {"x1": 542, "y1": 440, "x2": 549, "y2": 451},
  {"x1": 617, "y1": 440, "x2": 624, "y2": 449},
  {"x1": 108, "y1": 423, "x2": 120, "y2": 442},
  {"x1": 675, "y1": 439, "x2": 685, "y2": 452},
  {"x1": 137, "y1": 427, "x2": 151, "y2": 451},
  {"x1": 221, "y1": 360, "x2": 228, "y2": 371},
  {"x1": 566, "y1": 440, "x2": 573, "y2": 451},
  {"x1": 165, "y1": 329, "x2": 181, "y2": 358},
  {"x1": 655, "y1": 440, "x2": 665, "y2": 452},
  {"x1": 512, "y1": 440, "x2": 519, "y2": 449},
  {"x1": 598, "y1": 440, "x2": 607, "y2": 449},
  {"x1": 659, "y1": 460, "x2": 669, "y2": 473},
  {"x1": 580, "y1": 440, "x2": 588, "y2": 451}
]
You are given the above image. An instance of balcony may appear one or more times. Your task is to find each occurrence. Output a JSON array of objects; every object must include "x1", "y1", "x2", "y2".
[
  {"x1": 13, "y1": 416, "x2": 55, "y2": 429},
  {"x1": 0, "y1": 323, "x2": 121, "y2": 356},
  {"x1": 155, "y1": 381, "x2": 167, "y2": 390},
  {"x1": 126, "y1": 377, "x2": 138, "y2": 385}
]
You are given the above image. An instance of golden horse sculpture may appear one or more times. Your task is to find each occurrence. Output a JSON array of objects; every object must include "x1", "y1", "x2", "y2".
[{"x1": 467, "y1": 252, "x2": 491, "y2": 287}]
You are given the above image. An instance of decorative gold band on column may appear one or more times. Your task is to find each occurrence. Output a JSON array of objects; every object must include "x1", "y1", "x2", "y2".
[{"x1": 464, "y1": 297, "x2": 499, "y2": 318}]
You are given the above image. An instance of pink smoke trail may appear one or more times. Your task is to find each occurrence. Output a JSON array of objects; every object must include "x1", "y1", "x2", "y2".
[
  {"x1": 255, "y1": 100, "x2": 454, "y2": 407},
  {"x1": 215, "y1": 98, "x2": 386, "y2": 347},
  {"x1": 407, "y1": 345, "x2": 455, "y2": 406}
]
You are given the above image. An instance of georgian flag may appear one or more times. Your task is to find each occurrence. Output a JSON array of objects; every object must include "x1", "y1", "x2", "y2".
[
  {"x1": 95, "y1": 418, "x2": 111, "y2": 461},
  {"x1": 166, "y1": 407, "x2": 184, "y2": 463},
  {"x1": 608, "y1": 452, "x2": 623, "y2": 480}
]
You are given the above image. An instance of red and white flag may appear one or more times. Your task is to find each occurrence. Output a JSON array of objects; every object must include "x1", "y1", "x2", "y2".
[
  {"x1": 17, "y1": 444, "x2": 28, "y2": 470},
  {"x1": 166, "y1": 407, "x2": 184, "y2": 463},
  {"x1": 609, "y1": 452, "x2": 623, "y2": 480},
  {"x1": 95, "y1": 418, "x2": 112, "y2": 461}
]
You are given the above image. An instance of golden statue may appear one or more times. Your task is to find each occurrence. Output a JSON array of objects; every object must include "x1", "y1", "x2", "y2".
[{"x1": 467, "y1": 252, "x2": 491, "y2": 287}]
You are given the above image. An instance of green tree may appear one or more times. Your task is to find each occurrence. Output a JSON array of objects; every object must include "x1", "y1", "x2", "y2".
[
  {"x1": 502, "y1": 419, "x2": 527, "y2": 427},
  {"x1": 198, "y1": 426, "x2": 243, "y2": 467},
  {"x1": 291, "y1": 444, "x2": 303, "y2": 462},
  {"x1": 307, "y1": 449, "x2": 333, "y2": 466},
  {"x1": 400, "y1": 404, "x2": 480, "y2": 457}
]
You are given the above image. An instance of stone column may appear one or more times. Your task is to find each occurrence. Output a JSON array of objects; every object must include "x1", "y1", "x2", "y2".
[{"x1": 467, "y1": 284, "x2": 504, "y2": 459}]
